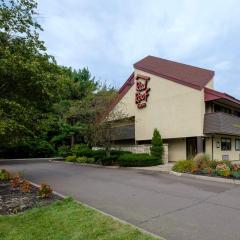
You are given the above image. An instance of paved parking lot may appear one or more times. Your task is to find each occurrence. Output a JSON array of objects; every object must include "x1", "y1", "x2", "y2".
[{"x1": 2, "y1": 159, "x2": 240, "y2": 240}]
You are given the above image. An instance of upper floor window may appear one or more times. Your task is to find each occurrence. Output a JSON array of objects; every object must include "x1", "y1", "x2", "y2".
[
  {"x1": 214, "y1": 104, "x2": 232, "y2": 114},
  {"x1": 221, "y1": 138, "x2": 231, "y2": 151},
  {"x1": 236, "y1": 139, "x2": 240, "y2": 151}
]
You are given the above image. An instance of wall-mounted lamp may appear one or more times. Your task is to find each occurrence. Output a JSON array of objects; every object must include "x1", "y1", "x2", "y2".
[{"x1": 216, "y1": 141, "x2": 220, "y2": 148}]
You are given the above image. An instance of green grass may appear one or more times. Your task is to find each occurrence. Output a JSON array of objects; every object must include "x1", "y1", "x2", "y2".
[{"x1": 0, "y1": 198, "x2": 158, "y2": 240}]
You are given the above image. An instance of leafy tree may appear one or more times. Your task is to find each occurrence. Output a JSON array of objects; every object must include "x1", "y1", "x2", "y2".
[
  {"x1": 0, "y1": 0, "x2": 62, "y2": 155},
  {"x1": 150, "y1": 128, "x2": 164, "y2": 164}
]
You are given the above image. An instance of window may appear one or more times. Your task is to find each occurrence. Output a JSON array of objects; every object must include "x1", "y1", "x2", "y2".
[
  {"x1": 236, "y1": 139, "x2": 240, "y2": 151},
  {"x1": 221, "y1": 138, "x2": 231, "y2": 151},
  {"x1": 214, "y1": 104, "x2": 232, "y2": 114}
]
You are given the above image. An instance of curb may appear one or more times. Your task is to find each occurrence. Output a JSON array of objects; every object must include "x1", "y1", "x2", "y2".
[
  {"x1": 50, "y1": 160, "x2": 171, "y2": 172},
  {"x1": 28, "y1": 180, "x2": 164, "y2": 240},
  {"x1": 0, "y1": 157, "x2": 63, "y2": 162},
  {"x1": 50, "y1": 160, "x2": 120, "y2": 169},
  {"x1": 169, "y1": 171, "x2": 240, "y2": 185}
]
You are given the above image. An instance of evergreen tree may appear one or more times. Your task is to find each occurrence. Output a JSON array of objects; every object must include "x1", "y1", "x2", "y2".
[{"x1": 150, "y1": 128, "x2": 164, "y2": 164}]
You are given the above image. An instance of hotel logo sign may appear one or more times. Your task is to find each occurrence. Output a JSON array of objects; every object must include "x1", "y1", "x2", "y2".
[{"x1": 135, "y1": 74, "x2": 151, "y2": 109}]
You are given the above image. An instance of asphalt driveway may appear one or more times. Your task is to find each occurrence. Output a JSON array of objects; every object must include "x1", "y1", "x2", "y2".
[{"x1": 1, "y1": 160, "x2": 240, "y2": 240}]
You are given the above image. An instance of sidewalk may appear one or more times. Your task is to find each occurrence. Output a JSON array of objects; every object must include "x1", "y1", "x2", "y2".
[{"x1": 128, "y1": 162, "x2": 174, "y2": 172}]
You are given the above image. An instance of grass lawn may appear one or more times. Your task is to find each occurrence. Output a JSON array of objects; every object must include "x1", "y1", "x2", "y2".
[{"x1": 0, "y1": 198, "x2": 159, "y2": 240}]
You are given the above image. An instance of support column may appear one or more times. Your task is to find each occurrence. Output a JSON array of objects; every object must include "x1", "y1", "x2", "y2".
[{"x1": 197, "y1": 137, "x2": 203, "y2": 154}]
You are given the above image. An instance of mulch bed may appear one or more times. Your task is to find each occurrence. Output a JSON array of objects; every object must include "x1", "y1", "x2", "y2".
[{"x1": 0, "y1": 180, "x2": 61, "y2": 215}]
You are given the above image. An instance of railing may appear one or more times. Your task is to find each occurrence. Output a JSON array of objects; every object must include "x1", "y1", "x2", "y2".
[
  {"x1": 204, "y1": 112, "x2": 240, "y2": 135},
  {"x1": 111, "y1": 124, "x2": 135, "y2": 140}
]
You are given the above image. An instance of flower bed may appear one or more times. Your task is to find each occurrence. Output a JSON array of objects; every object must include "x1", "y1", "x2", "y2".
[
  {"x1": 172, "y1": 154, "x2": 240, "y2": 180},
  {"x1": 0, "y1": 169, "x2": 61, "y2": 215}
]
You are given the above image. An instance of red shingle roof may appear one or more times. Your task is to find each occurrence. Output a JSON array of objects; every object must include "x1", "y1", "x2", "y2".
[
  {"x1": 134, "y1": 56, "x2": 214, "y2": 90},
  {"x1": 204, "y1": 87, "x2": 240, "y2": 105}
]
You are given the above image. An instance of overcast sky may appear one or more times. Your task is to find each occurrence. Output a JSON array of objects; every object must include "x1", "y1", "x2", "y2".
[{"x1": 38, "y1": 0, "x2": 240, "y2": 98}]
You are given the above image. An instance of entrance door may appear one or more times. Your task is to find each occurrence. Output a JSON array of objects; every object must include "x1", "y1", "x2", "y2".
[{"x1": 186, "y1": 137, "x2": 197, "y2": 159}]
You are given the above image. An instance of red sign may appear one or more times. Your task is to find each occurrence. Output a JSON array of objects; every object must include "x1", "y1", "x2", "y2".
[{"x1": 135, "y1": 74, "x2": 150, "y2": 109}]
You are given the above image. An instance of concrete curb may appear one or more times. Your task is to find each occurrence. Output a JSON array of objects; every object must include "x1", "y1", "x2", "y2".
[
  {"x1": 50, "y1": 160, "x2": 120, "y2": 169},
  {"x1": 27, "y1": 180, "x2": 164, "y2": 240},
  {"x1": 0, "y1": 157, "x2": 63, "y2": 162},
  {"x1": 50, "y1": 160, "x2": 171, "y2": 172},
  {"x1": 169, "y1": 171, "x2": 240, "y2": 185}
]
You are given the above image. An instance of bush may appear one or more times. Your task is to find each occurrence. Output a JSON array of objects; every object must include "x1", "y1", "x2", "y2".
[
  {"x1": 101, "y1": 155, "x2": 118, "y2": 166},
  {"x1": 118, "y1": 153, "x2": 160, "y2": 167},
  {"x1": 76, "y1": 156, "x2": 95, "y2": 164},
  {"x1": 0, "y1": 169, "x2": 11, "y2": 180},
  {"x1": 172, "y1": 160, "x2": 196, "y2": 173},
  {"x1": 150, "y1": 128, "x2": 164, "y2": 164},
  {"x1": 71, "y1": 144, "x2": 89, "y2": 156},
  {"x1": 91, "y1": 150, "x2": 106, "y2": 161},
  {"x1": 193, "y1": 153, "x2": 210, "y2": 170},
  {"x1": 110, "y1": 150, "x2": 132, "y2": 157},
  {"x1": 65, "y1": 156, "x2": 76, "y2": 162},
  {"x1": 38, "y1": 183, "x2": 52, "y2": 198},
  {"x1": 216, "y1": 163, "x2": 230, "y2": 177},
  {"x1": 209, "y1": 160, "x2": 218, "y2": 169},
  {"x1": 57, "y1": 145, "x2": 71, "y2": 157},
  {"x1": 231, "y1": 171, "x2": 240, "y2": 179}
]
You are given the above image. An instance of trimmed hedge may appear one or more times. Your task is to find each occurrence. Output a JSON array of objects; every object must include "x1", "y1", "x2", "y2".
[
  {"x1": 118, "y1": 153, "x2": 160, "y2": 167},
  {"x1": 76, "y1": 156, "x2": 95, "y2": 164}
]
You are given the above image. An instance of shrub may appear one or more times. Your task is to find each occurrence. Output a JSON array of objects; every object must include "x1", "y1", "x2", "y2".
[
  {"x1": 91, "y1": 150, "x2": 106, "y2": 161},
  {"x1": 65, "y1": 155, "x2": 77, "y2": 162},
  {"x1": 0, "y1": 169, "x2": 11, "y2": 180},
  {"x1": 38, "y1": 183, "x2": 52, "y2": 198},
  {"x1": 150, "y1": 128, "x2": 164, "y2": 164},
  {"x1": 71, "y1": 144, "x2": 89, "y2": 156},
  {"x1": 110, "y1": 150, "x2": 132, "y2": 157},
  {"x1": 193, "y1": 153, "x2": 210, "y2": 170},
  {"x1": 216, "y1": 163, "x2": 230, "y2": 177},
  {"x1": 101, "y1": 155, "x2": 118, "y2": 166},
  {"x1": 220, "y1": 160, "x2": 232, "y2": 168},
  {"x1": 76, "y1": 157, "x2": 95, "y2": 164},
  {"x1": 118, "y1": 153, "x2": 160, "y2": 167},
  {"x1": 10, "y1": 174, "x2": 21, "y2": 188},
  {"x1": 209, "y1": 160, "x2": 218, "y2": 169},
  {"x1": 57, "y1": 145, "x2": 71, "y2": 157},
  {"x1": 172, "y1": 160, "x2": 196, "y2": 173},
  {"x1": 21, "y1": 180, "x2": 31, "y2": 193},
  {"x1": 201, "y1": 167, "x2": 212, "y2": 175},
  {"x1": 231, "y1": 171, "x2": 240, "y2": 179}
]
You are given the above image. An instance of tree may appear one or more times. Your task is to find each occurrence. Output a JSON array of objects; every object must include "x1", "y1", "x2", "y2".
[
  {"x1": 91, "y1": 87, "x2": 128, "y2": 157},
  {"x1": 0, "y1": 0, "x2": 63, "y2": 155},
  {"x1": 51, "y1": 67, "x2": 99, "y2": 148},
  {"x1": 150, "y1": 128, "x2": 164, "y2": 164}
]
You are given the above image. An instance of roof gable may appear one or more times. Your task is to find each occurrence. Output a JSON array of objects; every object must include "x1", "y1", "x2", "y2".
[{"x1": 134, "y1": 56, "x2": 214, "y2": 90}]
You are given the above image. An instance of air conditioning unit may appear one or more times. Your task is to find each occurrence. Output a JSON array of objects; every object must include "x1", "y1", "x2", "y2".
[{"x1": 222, "y1": 155, "x2": 229, "y2": 161}]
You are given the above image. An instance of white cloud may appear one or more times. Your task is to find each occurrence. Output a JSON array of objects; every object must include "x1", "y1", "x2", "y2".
[{"x1": 37, "y1": 0, "x2": 240, "y2": 98}]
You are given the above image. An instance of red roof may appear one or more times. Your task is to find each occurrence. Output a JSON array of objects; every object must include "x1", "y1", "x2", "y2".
[
  {"x1": 134, "y1": 56, "x2": 214, "y2": 90},
  {"x1": 204, "y1": 87, "x2": 240, "y2": 105}
]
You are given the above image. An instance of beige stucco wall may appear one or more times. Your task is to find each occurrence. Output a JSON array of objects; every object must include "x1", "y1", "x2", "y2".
[
  {"x1": 168, "y1": 138, "x2": 186, "y2": 161},
  {"x1": 134, "y1": 69, "x2": 205, "y2": 140},
  {"x1": 205, "y1": 135, "x2": 240, "y2": 161},
  {"x1": 205, "y1": 78, "x2": 214, "y2": 89},
  {"x1": 109, "y1": 84, "x2": 135, "y2": 120}
]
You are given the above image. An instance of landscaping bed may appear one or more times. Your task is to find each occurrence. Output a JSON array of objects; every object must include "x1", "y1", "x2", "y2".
[
  {"x1": 172, "y1": 153, "x2": 240, "y2": 180},
  {"x1": 0, "y1": 170, "x2": 60, "y2": 215}
]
